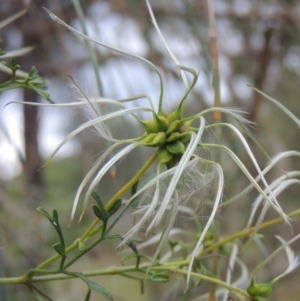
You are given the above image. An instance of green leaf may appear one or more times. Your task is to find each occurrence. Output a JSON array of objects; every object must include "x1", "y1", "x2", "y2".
[
  {"x1": 37, "y1": 207, "x2": 65, "y2": 249},
  {"x1": 92, "y1": 205, "x2": 107, "y2": 221},
  {"x1": 84, "y1": 289, "x2": 92, "y2": 301},
  {"x1": 51, "y1": 209, "x2": 65, "y2": 249},
  {"x1": 36, "y1": 207, "x2": 52, "y2": 221},
  {"x1": 91, "y1": 191, "x2": 105, "y2": 211},
  {"x1": 27, "y1": 67, "x2": 53, "y2": 103},
  {"x1": 2, "y1": 57, "x2": 21, "y2": 72},
  {"x1": 150, "y1": 273, "x2": 169, "y2": 282},
  {"x1": 52, "y1": 209, "x2": 59, "y2": 224},
  {"x1": 107, "y1": 199, "x2": 122, "y2": 217},
  {"x1": 0, "y1": 49, "x2": 6, "y2": 56},
  {"x1": 75, "y1": 274, "x2": 113, "y2": 300}
]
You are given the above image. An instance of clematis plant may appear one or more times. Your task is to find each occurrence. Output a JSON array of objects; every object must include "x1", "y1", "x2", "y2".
[{"x1": 3, "y1": 1, "x2": 300, "y2": 300}]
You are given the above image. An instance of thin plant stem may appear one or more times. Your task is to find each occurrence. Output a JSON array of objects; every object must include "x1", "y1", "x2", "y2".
[
  {"x1": 207, "y1": 0, "x2": 221, "y2": 299},
  {"x1": 3, "y1": 207, "x2": 299, "y2": 286},
  {"x1": 207, "y1": 0, "x2": 221, "y2": 121},
  {"x1": 200, "y1": 208, "x2": 300, "y2": 257},
  {"x1": 21, "y1": 265, "x2": 249, "y2": 298},
  {"x1": 23, "y1": 150, "x2": 158, "y2": 275},
  {"x1": 104, "y1": 150, "x2": 158, "y2": 212}
]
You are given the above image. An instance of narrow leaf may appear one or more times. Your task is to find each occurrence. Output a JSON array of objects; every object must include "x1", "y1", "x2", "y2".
[
  {"x1": 36, "y1": 207, "x2": 52, "y2": 221},
  {"x1": 150, "y1": 273, "x2": 169, "y2": 282},
  {"x1": 107, "y1": 199, "x2": 122, "y2": 217},
  {"x1": 91, "y1": 191, "x2": 107, "y2": 220},
  {"x1": 84, "y1": 289, "x2": 92, "y2": 301},
  {"x1": 75, "y1": 274, "x2": 113, "y2": 300},
  {"x1": 51, "y1": 210, "x2": 65, "y2": 249},
  {"x1": 92, "y1": 205, "x2": 107, "y2": 222}
]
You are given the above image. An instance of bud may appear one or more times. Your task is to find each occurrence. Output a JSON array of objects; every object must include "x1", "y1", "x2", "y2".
[
  {"x1": 179, "y1": 132, "x2": 191, "y2": 144},
  {"x1": 141, "y1": 132, "x2": 166, "y2": 147},
  {"x1": 166, "y1": 120, "x2": 181, "y2": 135},
  {"x1": 158, "y1": 148, "x2": 173, "y2": 165},
  {"x1": 166, "y1": 155, "x2": 179, "y2": 169},
  {"x1": 151, "y1": 132, "x2": 166, "y2": 147},
  {"x1": 166, "y1": 132, "x2": 181, "y2": 142},
  {"x1": 141, "y1": 133, "x2": 157, "y2": 145},
  {"x1": 141, "y1": 120, "x2": 159, "y2": 134},
  {"x1": 156, "y1": 115, "x2": 169, "y2": 131},
  {"x1": 166, "y1": 140, "x2": 185, "y2": 155},
  {"x1": 247, "y1": 279, "x2": 272, "y2": 298},
  {"x1": 167, "y1": 109, "x2": 181, "y2": 122}
]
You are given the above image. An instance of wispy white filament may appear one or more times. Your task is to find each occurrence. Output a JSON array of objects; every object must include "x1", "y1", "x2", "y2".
[
  {"x1": 222, "y1": 244, "x2": 239, "y2": 301},
  {"x1": 225, "y1": 151, "x2": 300, "y2": 206},
  {"x1": 252, "y1": 233, "x2": 300, "y2": 280},
  {"x1": 83, "y1": 143, "x2": 139, "y2": 208},
  {"x1": 145, "y1": 0, "x2": 189, "y2": 90},
  {"x1": 70, "y1": 142, "x2": 122, "y2": 220},
  {"x1": 186, "y1": 163, "x2": 224, "y2": 286},
  {"x1": 43, "y1": 106, "x2": 152, "y2": 166}
]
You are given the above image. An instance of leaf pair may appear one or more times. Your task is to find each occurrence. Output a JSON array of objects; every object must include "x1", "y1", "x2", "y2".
[
  {"x1": 37, "y1": 207, "x2": 66, "y2": 269},
  {"x1": 91, "y1": 191, "x2": 121, "y2": 238}
]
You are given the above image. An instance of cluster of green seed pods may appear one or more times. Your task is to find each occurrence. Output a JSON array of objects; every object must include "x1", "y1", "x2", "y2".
[
  {"x1": 247, "y1": 279, "x2": 273, "y2": 301},
  {"x1": 139, "y1": 110, "x2": 192, "y2": 168}
]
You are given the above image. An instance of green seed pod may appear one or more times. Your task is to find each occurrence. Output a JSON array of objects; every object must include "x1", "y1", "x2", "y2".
[
  {"x1": 158, "y1": 148, "x2": 173, "y2": 165},
  {"x1": 167, "y1": 110, "x2": 181, "y2": 123},
  {"x1": 179, "y1": 132, "x2": 191, "y2": 144},
  {"x1": 179, "y1": 121, "x2": 192, "y2": 133},
  {"x1": 166, "y1": 132, "x2": 181, "y2": 142},
  {"x1": 247, "y1": 279, "x2": 272, "y2": 298},
  {"x1": 141, "y1": 119, "x2": 159, "y2": 134},
  {"x1": 158, "y1": 109, "x2": 169, "y2": 118},
  {"x1": 156, "y1": 115, "x2": 169, "y2": 131},
  {"x1": 166, "y1": 155, "x2": 179, "y2": 169},
  {"x1": 150, "y1": 132, "x2": 166, "y2": 147},
  {"x1": 254, "y1": 297, "x2": 267, "y2": 301},
  {"x1": 166, "y1": 140, "x2": 185, "y2": 155},
  {"x1": 247, "y1": 279, "x2": 260, "y2": 297},
  {"x1": 166, "y1": 120, "x2": 181, "y2": 135},
  {"x1": 140, "y1": 133, "x2": 157, "y2": 145},
  {"x1": 257, "y1": 283, "x2": 272, "y2": 298}
]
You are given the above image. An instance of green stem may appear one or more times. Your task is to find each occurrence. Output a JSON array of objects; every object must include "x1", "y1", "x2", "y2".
[
  {"x1": 2, "y1": 208, "x2": 300, "y2": 285},
  {"x1": 63, "y1": 236, "x2": 103, "y2": 270},
  {"x1": 105, "y1": 150, "x2": 158, "y2": 212},
  {"x1": 26, "y1": 150, "x2": 158, "y2": 275},
  {"x1": 200, "y1": 208, "x2": 300, "y2": 257},
  {"x1": 14, "y1": 264, "x2": 249, "y2": 297}
]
